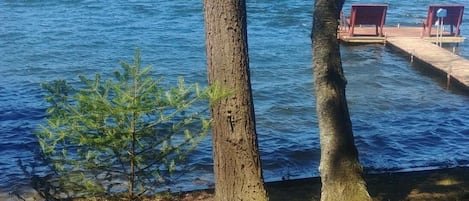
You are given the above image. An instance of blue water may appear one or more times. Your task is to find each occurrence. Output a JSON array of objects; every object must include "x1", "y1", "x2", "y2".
[{"x1": 1, "y1": 0, "x2": 468, "y2": 194}]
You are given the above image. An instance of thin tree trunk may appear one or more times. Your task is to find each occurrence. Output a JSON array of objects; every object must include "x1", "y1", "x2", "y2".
[
  {"x1": 312, "y1": 1, "x2": 372, "y2": 201},
  {"x1": 203, "y1": 1, "x2": 268, "y2": 201}
]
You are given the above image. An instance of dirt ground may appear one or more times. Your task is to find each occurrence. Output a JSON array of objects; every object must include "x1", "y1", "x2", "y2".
[
  {"x1": 152, "y1": 167, "x2": 469, "y2": 201},
  {"x1": 4, "y1": 167, "x2": 468, "y2": 201}
]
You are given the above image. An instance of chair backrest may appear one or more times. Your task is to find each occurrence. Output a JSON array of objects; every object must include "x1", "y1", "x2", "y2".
[
  {"x1": 349, "y1": 4, "x2": 388, "y2": 36},
  {"x1": 350, "y1": 4, "x2": 388, "y2": 26},
  {"x1": 425, "y1": 5, "x2": 464, "y2": 26},
  {"x1": 424, "y1": 4, "x2": 464, "y2": 36}
]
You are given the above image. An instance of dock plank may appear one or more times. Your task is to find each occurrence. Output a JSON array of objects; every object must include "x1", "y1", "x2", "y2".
[{"x1": 386, "y1": 37, "x2": 469, "y2": 88}]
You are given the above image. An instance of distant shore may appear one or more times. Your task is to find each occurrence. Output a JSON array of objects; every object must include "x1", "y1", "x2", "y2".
[{"x1": 2, "y1": 167, "x2": 468, "y2": 201}]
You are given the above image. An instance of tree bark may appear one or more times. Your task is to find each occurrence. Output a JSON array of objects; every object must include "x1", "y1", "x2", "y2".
[
  {"x1": 312, "y1": 1, "x2": 372, "y2": 201},
  {"x1": 203, "y1": 1, "x2": 268, "y2": 201}
]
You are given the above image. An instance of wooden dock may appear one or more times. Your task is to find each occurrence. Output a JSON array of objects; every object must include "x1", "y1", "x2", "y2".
[
  {"x1": 386, "y1": 37, "x2": 469, "y2": 88},
  {"x1": 339, "y1": 26, "x2": 465, "y2": 43},
  {"x1": 338, "y1": 26, "x2": 469, "y2": 89}
]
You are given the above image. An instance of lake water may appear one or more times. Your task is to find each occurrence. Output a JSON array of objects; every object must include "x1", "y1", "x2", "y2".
[{"x1": 1, "y1": 0, "x2": 468, "y2": 195}]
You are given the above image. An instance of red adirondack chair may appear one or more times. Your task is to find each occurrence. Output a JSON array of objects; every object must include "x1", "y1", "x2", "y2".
[
  {"x1": 348, "y1": 4, "x2": 388, "y2": 37},
  {"x1": 422, "y1": 4, "x2": 464, "y2": 37}
]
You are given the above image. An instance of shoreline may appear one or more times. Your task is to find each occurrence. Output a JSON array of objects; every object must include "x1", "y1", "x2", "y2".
[
  {"x1": 266, "y1": 166, "x2": 469, "y2": 201},
  {"x1": 2, "y1": 167, "x2": 468, "y2": 201},
  {"x1": 171, "y1": 166, "x2": 469, "y2": 201}
]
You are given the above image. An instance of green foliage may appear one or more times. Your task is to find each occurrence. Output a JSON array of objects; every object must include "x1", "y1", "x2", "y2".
[{"x1": 36, "y1": 49, "x2": 225, "y2": 200}]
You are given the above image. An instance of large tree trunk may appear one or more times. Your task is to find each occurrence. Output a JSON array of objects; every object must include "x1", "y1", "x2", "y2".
[
  {"x1": 203, "y1": 1, "x2": 268, "y2": 201},
  {"x1": 312, "y1": 1, "x2": 372, "y2": 201}
]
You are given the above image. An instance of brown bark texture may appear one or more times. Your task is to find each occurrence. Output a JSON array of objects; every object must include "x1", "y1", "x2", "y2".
[
  {"x1": 203, "y1": 1, "x2": 268, "y2": 201},
  {"x1": 312, "y1": 1, "x2": 372, "y2": 201}
]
